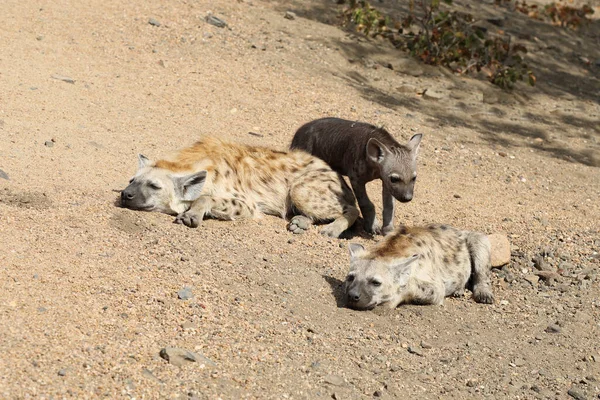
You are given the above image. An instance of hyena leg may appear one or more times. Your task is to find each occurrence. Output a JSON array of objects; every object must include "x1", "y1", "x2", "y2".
[
  {"x1": 290, "y1": 171, "x2": 359, "y2": 238},
  {"x1": 175, "y1": 197, "x2": 253, "y2": 228},
  {"x1": 411, "y1": 279, "x2": 446, "y2": 306},
  {"x1": 466, "y1": 232, "x2": 495, "y2": 304},
  {"x1": 350, "y1": 177, "x2": 379, "y2": 234},
  {"x1": 381, "y1": 186, "x2": 395, "y2": 236},
  {"x1": 206, "y1": 197, "x2": 254, "y2": 221}
]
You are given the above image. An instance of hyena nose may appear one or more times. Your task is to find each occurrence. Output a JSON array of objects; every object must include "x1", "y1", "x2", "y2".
[
  {"x1": 348, "y1": 292, "x2": 360, "y2": 302},
  {"x1": 121, "y1": 190, "x2": 135, "y2": 201},
  {"x1": 399, "y1": 193, "x2": 413, "y2": 203}
]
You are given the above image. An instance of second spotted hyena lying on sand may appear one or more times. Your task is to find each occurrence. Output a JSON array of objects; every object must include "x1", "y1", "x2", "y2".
[
  {"x1": 344, "y1": 224, "x2": 494, "y2": 310},
  {"x1": 120, "y1": 137, "x2": 359, "y2": 238}
]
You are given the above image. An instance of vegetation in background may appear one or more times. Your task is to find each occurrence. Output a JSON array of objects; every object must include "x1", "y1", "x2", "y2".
[{"x1": 340, "y1": 0, "x2": 594, "y2": 89}]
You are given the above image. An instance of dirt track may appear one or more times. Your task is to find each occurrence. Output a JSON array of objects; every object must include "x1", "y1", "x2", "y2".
[{"x1": 1, "y1": 0, "x2": 599, "y2": 398}]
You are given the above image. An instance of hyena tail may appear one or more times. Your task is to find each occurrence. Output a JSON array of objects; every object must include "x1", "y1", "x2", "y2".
[{"x1": 466, "y1": 232, "x2": 494, "y2": 304}]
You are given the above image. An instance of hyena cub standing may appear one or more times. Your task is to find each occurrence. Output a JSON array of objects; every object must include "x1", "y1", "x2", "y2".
[
  {"x1": 290, "y1": 118, "x2": 422, "y2": 235},
  {"x1": 344, "y1": 224, "x2": 494, "y2": 310},
  {"x1": 120, "y1": 137, "x2": 359, "y2": 238}
]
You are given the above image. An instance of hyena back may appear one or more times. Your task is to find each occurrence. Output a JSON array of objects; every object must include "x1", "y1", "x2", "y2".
[
  {"x1": 344, "y1": 224, "x2": 494, "y2": 310},
  {"x1": 290, "y1": 117, "x2": 422, "y2": 235},
  {"x1": 120, "y1": 137, "x2": 359, "y2": 238}
]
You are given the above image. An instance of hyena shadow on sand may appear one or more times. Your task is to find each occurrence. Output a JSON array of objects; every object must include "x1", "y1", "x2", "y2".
[{"x1": 322, "y1": 275, "x2": 347, "y2": 308}]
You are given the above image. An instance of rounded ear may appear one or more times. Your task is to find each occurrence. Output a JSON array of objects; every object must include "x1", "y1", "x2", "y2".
[
  {"x1": 407, "y1": 134, "x2": 422, "y2": 155},
  {"x1": 392, "y1": 254, "x2": 419, "y2": 285},
  {"x1": 138, "y1": 154, "x2": 152, "y2": 170},
  {"x1": 174, "y1": 171, "x2": 207, "y2": 202},
  {"x1": 366, "y1": 138, "x2": 389, "y2": 164},
  {"x1": 348, "y1": 243, "x2": 366, "y2": 259}
]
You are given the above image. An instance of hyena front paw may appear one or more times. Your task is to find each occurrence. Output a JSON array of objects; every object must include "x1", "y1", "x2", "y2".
[
  {"x1": 363, "y1": 218, "x2": 381, "y2": 235},
  {"x1": 175, "y1": 211, "x2": 201, "y2": 228},
  {"x1": 287, "y1": 215, "x2": 311, "y2": 235},
  {"x1": 473, "y1": 288, "x2": 494, "y2": 304}
]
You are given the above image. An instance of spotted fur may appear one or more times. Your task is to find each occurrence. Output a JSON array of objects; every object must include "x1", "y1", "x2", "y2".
[
  {"x1": 120, "y1": 137, "x2": 359, "y2": 237},
  {"x1": 344, "y1": 224, "x2": 494, "y2": 309}
]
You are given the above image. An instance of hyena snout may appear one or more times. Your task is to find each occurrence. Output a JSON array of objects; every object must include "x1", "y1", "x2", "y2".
[
  {"x1": 347, "y1": 290, "x2": 361, "y2": 302},
  {"x1": 391, "y1": 187, "x2": 413, "y2": 203},
  {"x1": 399, "y1": 192, "x2": 412, "y2": 203},
  {"x1": 121, "y1": 189, "x2": 135, "y2": 201},
  {"x1": 120, "y1": 185, "x2": 147, "y2": 210}
]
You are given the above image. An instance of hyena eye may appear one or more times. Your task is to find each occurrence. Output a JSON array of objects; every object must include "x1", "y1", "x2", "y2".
[
  {"x1": 370, "y1": 279, "x2": 382, "y2": 287},
  {"x1": 411, "y1": 176, "x2": 417, "y2": 182},
  {"x1": 346, "y1": 275, "x2": 355, "y2": 282},
  {"x1": 129, "y1": 178, "x2": 135, "y2": 184},
  {"x1": 148, "y1": 183, "x2": 162, "y2": 190},
  {"x1": 390, "y1": 175, "x2": 401, "y2": 184}
]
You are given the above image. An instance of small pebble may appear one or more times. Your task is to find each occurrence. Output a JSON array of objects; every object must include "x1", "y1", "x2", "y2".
[
  {"x1": 545, "y1": 323, "x2": 561, "y2": 334},
  {"x1": 206, "y1": 15, "x2": 227, "y2": 28},
  {"x1": 408, "y1": 346, "x2": 423, "y2": 356},
  {"x1": 148, "y1": 18, "x2": 161, "y2": 27},
  {"x1": 178, "y1": 287, "x2": 193, "y2": 300}
]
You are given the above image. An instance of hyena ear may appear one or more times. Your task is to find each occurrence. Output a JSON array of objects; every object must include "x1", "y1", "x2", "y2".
[
  {"x1": 138, "y1": 154, "x2": 152, "y2": 170},
  {"x1": 348, "y1": 243, "x2": 366, "y2": 259},
  {"x1": 366, "y1": 138, "x2": 389, "y2": 164},
  {"x1": 174, "y1": 171, "x2": 207, "y2": 202},
  {"x1": 407, "y1": 134, "x2": 422, "y2": 155},
  {"x1": 391, "y1": 254, "x2": 419, "y2": 286}
]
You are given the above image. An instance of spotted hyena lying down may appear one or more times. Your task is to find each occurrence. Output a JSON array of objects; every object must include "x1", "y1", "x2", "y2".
[
  {"x1": 344, "y1": 224, "x2": 494, "y2": 310},
  {"x1": 120, "y1": 137, "x2": 359, "y2": 238}
]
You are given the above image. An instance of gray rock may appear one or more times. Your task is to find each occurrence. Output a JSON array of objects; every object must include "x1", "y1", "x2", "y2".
[
  {"x1": 524, "y1": 274, "x2": 539, "y2": 286},
  {"x1": 148, "y1": 18, "x2": 161, "y2": 27},
  {"x1": 534, "y1": 270, "x2": 561, "y2": 284},
  {"x1": 284, "y1": 11, "x2": 296, "y2": 20},
  {"x1": 408, "y1": 346, "x2": 424, "y2": 356},
  {"x1": 397, "y1": 84, "x2": 416, "y2": 94},
  {"x1": 567, "y1": 388, "x2": 586, "y2": 400},
  {"x1": 545, "y1": 323, "x2": 561, "y2": 334},
  {"x1": 44, "y1": 140, "x2": 54, "y2": 147},
  {"x1": 420, "y1": 341, "x2": 432, "y2": 349},
  {"x1": 51, "y1": 74, "x2": 75, "y2": 84},
  {"x1": 323, "y1": 374, "x2": 346, "y2": 386},
  {"x1": 177, "y1": 287, "x2": 193, "y2": 300},
  {"x1": 159, "y1": 347, "x2": 215, "y2": 367},
  {"x1": 393, "y1": 59, "x2": 424, "y2": 77},
  {"x1": 0, "y1": 169, "x2": 8, "y2": 180},
  {"x1": 206, "y1": 15, "x2": 227, "y2": 28},
  {"x1": 512, "y1": 358, "x2": 526, "y2": 367},
  {"x1": 181, "y1": 321, "x2": 195, "y2": 330},
  {"x1": 58, "y1": 369, "x2": 67, "y2": 376},
  {"x1": 488, "y1": 234, "x2": 511, "y2": 267},
  {"x1": 533, "y1": 255, "x2": 553, "y2": 271},
  {"x1": 422, "y1": 88, "x2": 447, "y2": 100}
]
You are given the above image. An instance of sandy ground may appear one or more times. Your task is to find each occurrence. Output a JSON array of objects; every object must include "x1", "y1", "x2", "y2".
[{"x1": 1, "y1": 0, "x2": 599, "y2": 398}]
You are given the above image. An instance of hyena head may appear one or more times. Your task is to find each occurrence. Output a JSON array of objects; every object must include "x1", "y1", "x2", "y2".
[
  {"x1": 120, "y1": 154, "x2": 207, "y2": 216},
  {"x1": 344, "y1": 243, "x2": 419, "y2": 310},
  {"x1": 366, "y1": 134, "x2": 422, "y2": 203}
]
